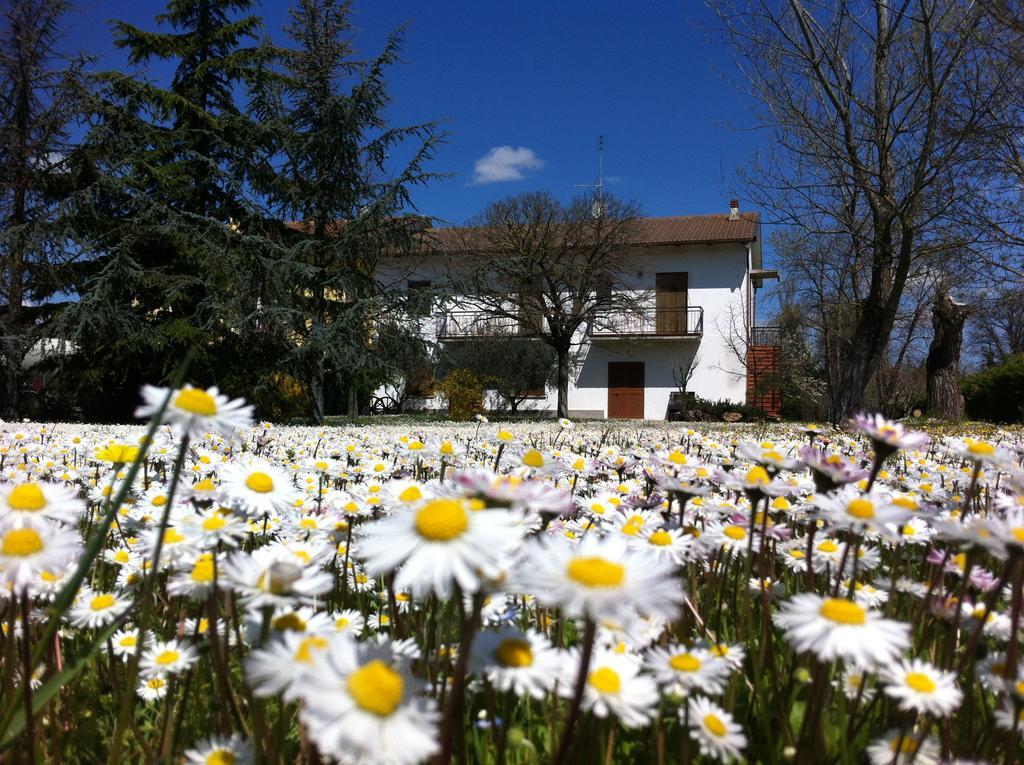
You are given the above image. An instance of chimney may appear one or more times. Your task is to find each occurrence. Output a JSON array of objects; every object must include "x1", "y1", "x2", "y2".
[{"x1": 728, "y1": 199, "x2": 740, "y2": 221}]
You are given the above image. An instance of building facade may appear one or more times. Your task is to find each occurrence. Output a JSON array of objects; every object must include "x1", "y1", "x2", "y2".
[{"x1": 377, "y1": 203, "x2": 780, "y2": 420}]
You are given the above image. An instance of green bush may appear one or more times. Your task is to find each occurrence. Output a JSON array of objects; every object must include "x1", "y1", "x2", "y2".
[
  {"x1": 437, "y1": 368, "x2": 485, "y2": 420},
  {"x1": 962, "y1": 354, "x2": 1024, "y2": 423}
]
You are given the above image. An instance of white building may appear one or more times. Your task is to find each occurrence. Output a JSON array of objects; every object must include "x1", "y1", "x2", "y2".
[{"x1": 377, "y1": 202, "x2": 779, "y2": 420}]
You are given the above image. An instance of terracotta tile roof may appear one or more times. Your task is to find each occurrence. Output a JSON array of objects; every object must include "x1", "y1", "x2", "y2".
[
  {"x1": 286, "y1": 212, "x2": 760, "y2": 251},
  {"x1": 416, "y1": 213, "x2": 759, "y2": 252}
]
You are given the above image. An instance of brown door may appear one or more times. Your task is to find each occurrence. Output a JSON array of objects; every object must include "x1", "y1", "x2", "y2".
[
  {"x1": 655, "y1": 272, "x2": 688, "y2": 334},
  {"x1": 608, "y1": 362, "x2": 645, "y2": 419}
]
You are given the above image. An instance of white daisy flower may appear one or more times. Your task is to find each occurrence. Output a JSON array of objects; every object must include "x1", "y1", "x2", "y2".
[
  {"x1": 568, "y1": 649, "x2": 659, "y2": 728},
  {"x1": 183, "y1": 734, "x2": 253, "y2": 765},
  {"x1": 644, "y1": 645, "x2": 731, "y2": 696},
  {"x1": 219, "y1": 548, "x2": 332, "y2": 610},
  {"x1": 881, "y1": 658, "x2": 962, "y2": 717},
  {"x1": 470, "y1": 628, "x2": 561, "y2": 700},
  {"x1": 139, "y1": 638, "x2": 199, "y2": 678},
  {"x1": 246, "y1": 631, "x2": 331, "y2": 700},
  {"x1": 516, "y1": 534, "x2": 683, "y2": 622},
  {"x1": 0, "y1": 522, "x2": 80, "y2": 591},
  {"x1": 69, "y1": 587, "x2": 131, "y2": 629},
  {"x1": 866, "y1": 729, "x2": 940, "y2": 765},
  {"x1": 685, "y1": 695, "x2": 747, "y2": 762},
  {"x1": 137, "y1": 675, "x2": 170, "y2": 702},
  {"x1": 220, "y1": 461, "x2": 299, "y2": 518},
  {"x1": 773, "y1": 593, "x2": 910, "y2": 667},
  {"x1": 296, "y1": 637, "x2": 440, "y2": 765},
  {"x1": 357, "y1": 496, "x2": 522, "y2": 599},
  {"x1": 0, "y1": 480, "x2": 85, "y2": 529},
  {"x1": 136, "y1": 384, "x2": 253, "y2": 439}
]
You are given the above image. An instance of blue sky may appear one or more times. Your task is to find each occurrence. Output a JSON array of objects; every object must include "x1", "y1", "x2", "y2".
[{"x1": 64, "y1": 0, "x2": 768, "y2": 226}]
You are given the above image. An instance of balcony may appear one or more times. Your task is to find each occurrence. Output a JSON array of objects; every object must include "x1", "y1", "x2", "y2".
[
  {"x1": 750, "y1": 326, "x2": 781, "y2": 347},
  {"x1": 436, "y1": 311, "x2": 540, "y2": 340},
  {"x1": 589, "y1": 306, "x2": 703, "y2": 339}
]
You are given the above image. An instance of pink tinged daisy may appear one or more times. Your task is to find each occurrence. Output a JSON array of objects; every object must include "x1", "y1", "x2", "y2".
[
  {"x1": 296, "y1": 637, "x2": 440, "y2": 765},
  {"x1": 772, "y1": 593, "x2": 910, "y2": 668},
  {"x1": 469, "y1": 628, "x2": 561, "y2": 700},
  {"x1": 139, "y1": 639, "x2": 199, "y2": 678},
  {"x1": 685, "y1": 696, "x2": 747, "y2": 762},
  {"x1": 851, "y1": 414, "x2": 930, "y2": 459},
  {"x1": 570, "y1": 650, "x2": 659, "y2": 728},
  {"x1": 0, "y1": 481, "x2": 85, "y2": 529},
  {"x1": 517, "y1": 535, "x2": 683, "y2": 623},
  {"x1": 356, "y1": 497, "x2": 522, "y2": 599},
  {"x1": 136, "y1": 384, "x2": 254, "y2": 439},
  {"x1": 0, "y1": 522, "x2": 80, "y2": 592},
  {"x1": 881, "y1": 658, "x2": 962, "y2": 717}
]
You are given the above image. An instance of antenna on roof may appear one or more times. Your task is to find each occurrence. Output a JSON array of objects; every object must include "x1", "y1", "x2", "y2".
[{"x1": 574, "y1": 135, "x2": 606, "y2": 218}]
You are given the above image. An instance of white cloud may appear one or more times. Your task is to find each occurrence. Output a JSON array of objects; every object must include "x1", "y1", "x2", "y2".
[{"x1": 471, "y1": 146, "x2": 544, "y2": 184}]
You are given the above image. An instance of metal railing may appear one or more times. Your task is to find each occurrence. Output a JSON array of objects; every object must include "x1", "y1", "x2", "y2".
[
  {"x1": 750, "y1": 326, "x2": 781, "y2": 347},
  {"x1": 589, "y1": 306, "x2": 703, "y2": 338},
  {"x1": 435, "y1": 311, "x2": 541, "y2": 340}
]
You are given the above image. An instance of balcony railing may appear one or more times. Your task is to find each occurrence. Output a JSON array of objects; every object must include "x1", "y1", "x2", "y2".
[
  {"x1": 436, "y1": 311, "x2": 541, "y2": 340},
  {"x1": 589, "y1": 306, "x2": 703, "y2": 338},
  {"x1": 750, "y1": 326, "x2": 781, "y2": 347}
]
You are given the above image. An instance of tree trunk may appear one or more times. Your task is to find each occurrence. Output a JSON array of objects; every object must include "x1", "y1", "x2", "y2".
[
  {"x1": 556, "y1": 347, "x2": 570, "y2": 419},
  {"x1": 926, "y1": 290, "x2": 970, "y2": 420},
  {"x1": 309, "y1": 359, "x2": 325, "y2": 425},
  {"x1": 347, "y1": 386, "x2": 358, "y2": 418}
]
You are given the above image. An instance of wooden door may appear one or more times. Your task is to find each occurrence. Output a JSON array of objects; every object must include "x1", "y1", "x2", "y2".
[
  {"x1": 608, "y1": 362, "x2": 645, "y2": 419},
  {"x1": 655, "y1": 272, "x2": 688, "y2": 335}
]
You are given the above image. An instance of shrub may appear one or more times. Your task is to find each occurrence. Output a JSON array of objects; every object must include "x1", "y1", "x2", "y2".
[
  {"x1": 961, "y1": 354, "x2": 1024, "y2": 423},
  {"x1": 437, "y1": 368, "x2": 485, "y2": 420},
  {"x1": 690, "y1": 396, "x2": 769, "y2": 421}
]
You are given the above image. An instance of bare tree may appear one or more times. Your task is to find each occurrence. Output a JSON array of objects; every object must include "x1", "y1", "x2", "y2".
[
  {"x1": 441, "y1": 191, "x2": 641, "y2": 418},
  {"x1": 711, "y1": 0, "x2": 1014, "y2": 421},
  {"x1": 926, "y1": 288, "x2": 971, "y2": 417}
]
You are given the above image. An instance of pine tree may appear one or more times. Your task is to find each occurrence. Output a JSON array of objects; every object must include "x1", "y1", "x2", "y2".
[
  {"x1": 58, "y1": 0, "x2": 275, "y2": 418},
  {"x1": 251, "y1": 0, "x2": 443, "y2": 422},
  {"x1": 0, "y1": 0, "x2": 85, "y2": 418}
]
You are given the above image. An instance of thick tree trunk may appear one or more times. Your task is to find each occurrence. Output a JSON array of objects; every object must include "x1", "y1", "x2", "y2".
[{"x1": 926, "y1": 291, "x2": 970, "y2": 420}]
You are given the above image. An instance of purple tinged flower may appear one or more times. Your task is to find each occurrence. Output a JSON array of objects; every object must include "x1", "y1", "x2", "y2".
[
  {"x1": 799, "y1": 446, "x2": 869, "y2": 493},
  {"x1": 851, "y1": 413, "x2": 930, "y2": 460}
]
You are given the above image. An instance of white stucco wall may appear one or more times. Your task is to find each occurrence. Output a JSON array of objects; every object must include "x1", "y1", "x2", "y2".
[{"x1": 375, "y1": 240, "x2": 754, "y2": 419}]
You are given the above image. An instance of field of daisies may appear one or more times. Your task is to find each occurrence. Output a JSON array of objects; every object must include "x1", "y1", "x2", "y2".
[{"x1": 1, "y1": 386, "x2": 1023, "y2": 764}]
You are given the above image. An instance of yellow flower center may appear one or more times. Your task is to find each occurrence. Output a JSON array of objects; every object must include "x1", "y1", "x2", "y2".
[
  {"x1": 202, "y1": 515, "x2": 226, "y2": 531},
  {"x1": 745, "y1": 466, "x2": 770, "y2": 486},
  {"x1": 245, "y1": 472, "x2": 274, "y2": 493},
  {"x1": 174, "y1": 387, "x2": 218, "y2": 416},
  {"x1": 399, "y1": 485, "x2": 423, "y2": 503},
  {"x1": 272, "y1": 612, "x2": 308, "y2": 632},
  {"x1": 723, "y1": 525, "x2": 747, "y2": 540},
  {"x1": 191, "y1": 558, "x2": 215, "y2": 583},
  {"x1": 522, "y1": 449, "x2": 545, "y2": 468},
  {"x1": 414, "y1": 499, "x2": 469, "y2": 541},
  {"x1": 819, "y1": 598, "x2": 866, "y2": 625},
  {"x1": 967, "y1": 440, "x2": 995, "y2": 457},
  {"x1": 163, "y1": 528, "x2": 186, "y2": 545},
  {"x1": 119, "y1": 635, "x2": 137, "y2": 647},
  {"x1": 704, "y1": 714, "x2": 727, "y2": 737},
  {"x1": 669, "y1": 653, "x2": 701, "y2": 672},
  {"x1": 905, "y1": 672, "x2": 936, "y2": 693},
  {"x1": 668, "y1": 450, "x2": 687, "y2": 465},
  {"x1": 649, "y1": 530, "x2": 673, "y2": 546},
  {"x1": 7, "y1": 484, "x2": 46, "y2": 511},
  {"x1": 155, "y1": 650, "x2": 180, "y2": 666},
  {"x1": 496, "y1": 638, "x2": 534, "y2": 667},
  {"x1": 1, "y1": 528, "x2": 43, "y2": 557},
  {"x1": 293, "y1": 635, "x2": 329, "y2": 663},
  {"x1": 846, "y1": 498, "x2": 875, "y2": 519},
  {"x1": 567, "y1": 556, "x2": 625, "y2": 588},
  {"x1": 588, "y1": 667, "x2": 621, "y2": 694},
  {"x1": 346, "y1": 660, "x2": 404, "y2": 716},
  {"x1": 818, "y1": 540, "x2": 839, "y2": 553},
  {"x1": 90, "y1": 594, "x2": 116, "y2": 611},
  {"x1": 205, "y1": 749, "x2": 236, "y2": 765}
]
